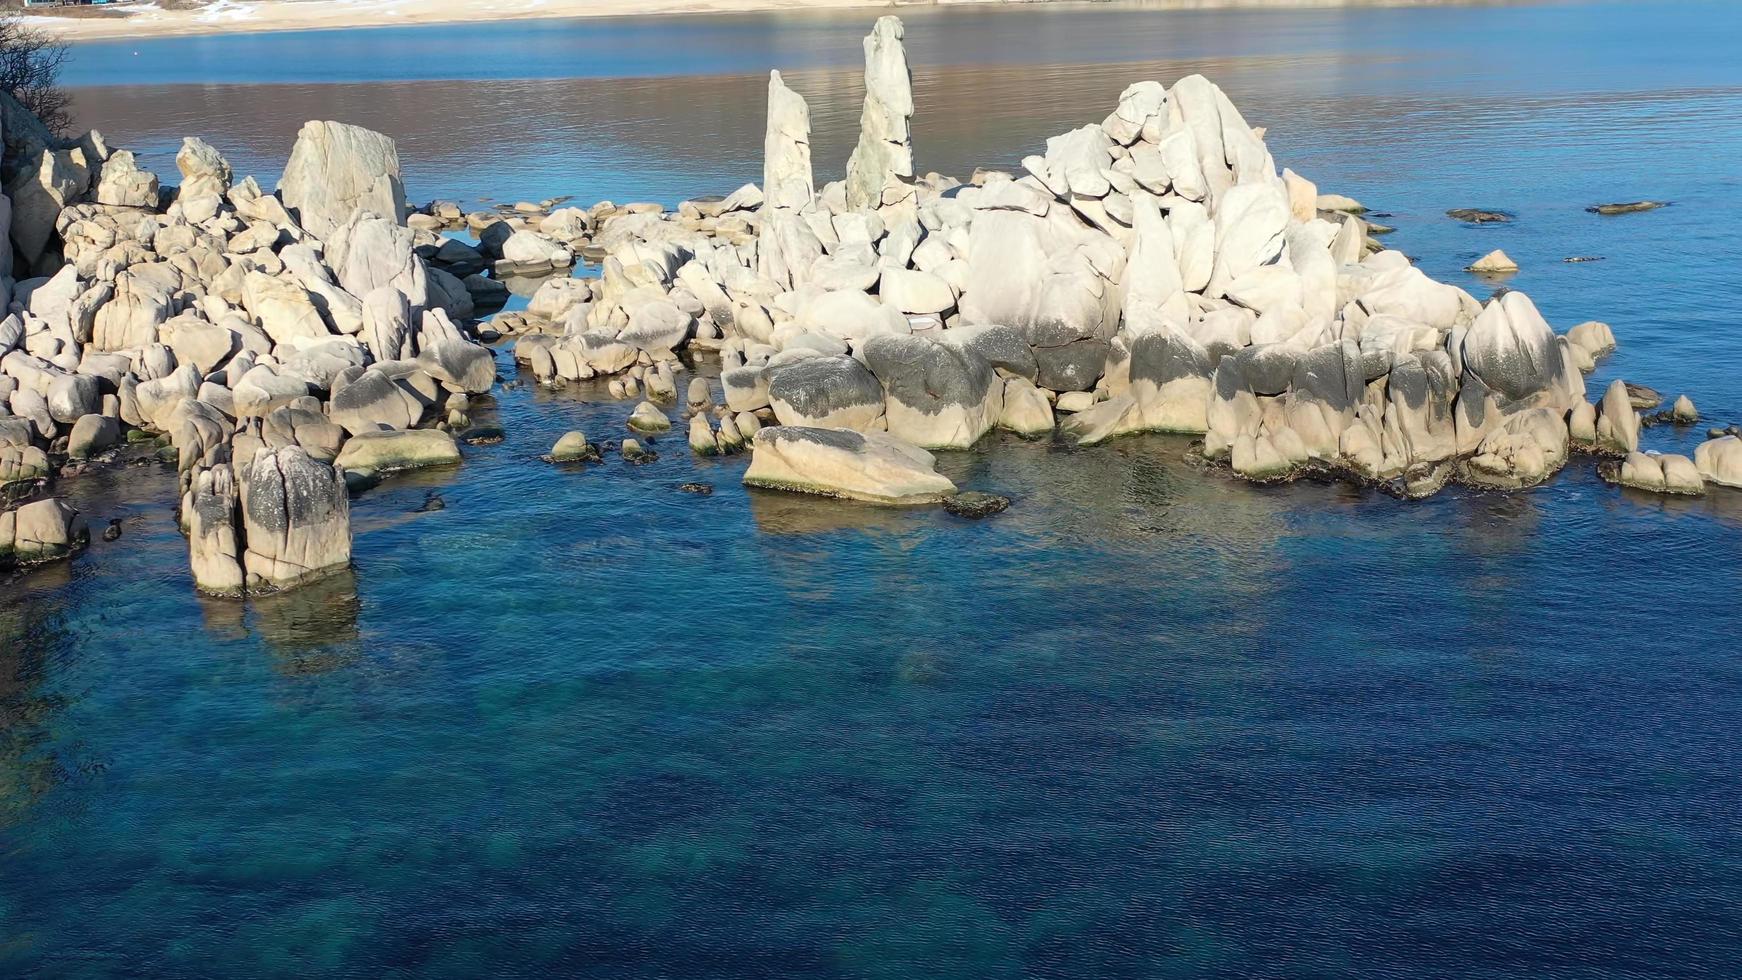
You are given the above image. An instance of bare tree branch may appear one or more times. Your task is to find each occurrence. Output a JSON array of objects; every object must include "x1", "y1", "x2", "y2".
[{"x1": 0, "y1": 14, "x2": 72, "y2": 137}]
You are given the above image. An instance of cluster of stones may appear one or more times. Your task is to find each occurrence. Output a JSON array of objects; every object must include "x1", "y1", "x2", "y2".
[
  {"x1": 7, "y1": 17, "x2": 1738, "y2": 585},
  {"x1": 483, "y1": 16, "x2": 1733, "y2": 505},
  {"x1": 0, "y1": 101, "x2": 499, "y2": 589}
]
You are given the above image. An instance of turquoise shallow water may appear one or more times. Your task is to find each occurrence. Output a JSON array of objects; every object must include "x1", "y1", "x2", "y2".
[{"x1": 6, "y1": 1, "x2": 1742, "y2": 976}]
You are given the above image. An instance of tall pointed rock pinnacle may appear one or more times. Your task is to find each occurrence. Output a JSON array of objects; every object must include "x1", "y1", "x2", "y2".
[
  {"x1": 763, "y1": 70, "x2": 815, "y2": 210},
  {"x1": 844, "y1": 16, "x2": 915, "y2": 211}
]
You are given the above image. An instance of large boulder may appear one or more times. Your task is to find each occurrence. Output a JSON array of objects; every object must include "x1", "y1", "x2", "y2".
[
  {"x1": 95, "y1": 149, "x2": 160, "y2": 209},
  {"x1": 767, "y1": 355, "x2": 886, "y2": 430},
  {"x1": 242, "y1": 272, "x2": 330, "y2": 346},
  {"x1": 417, "y1": 340, "x2": 495, "y2": 394},
  {"x1": 239, "y1": 447, "x2": 351, "y2": 592},
  {"x1": 328, "y1": 367, "x2": 427, "y2": 434},
  {"x1": 328, "y1": 211, "x2": 427, "y2": 306},
  {"x1": 1695, "y1": 436, "x2": 1742, "y2": 489},
  {"x1": 743, "y1": 426, "x2": 955, "y2": 504},
  {"x1": 278, "y1": 120, "x2": 407, "y2": 241},
  {"x1": 0, "y1": 498, "x2": 89, "y2": 566},
  {"x1": 861, "y1": 333, "x2": 1000, "y2": 449}
]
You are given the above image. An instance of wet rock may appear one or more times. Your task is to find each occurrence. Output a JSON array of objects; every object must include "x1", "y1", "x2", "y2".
[
  {"x1": 744, "y1": 425, "x2": 955, "y2": 505},
  {"x1": 678, "y1": 482, "x2": 714, "y2": 495},
  {"x1": 1625, "y1": 382, "x2": 1662, "y2": 411},
  {"x1": 334, "y1": 429, "x2": 461, "y2": 472},
  {"x1": 413, "y1": 490, "x2": 446, "y2": 513},
  {"x1": 67, "y1": 413, "x2": 120, "y2": 459},
  {"x1": 1446, "y1": 208, "x2": 1513, "y2": 224},
  {"x1": 942, "y1": 491, "x2": 1010, "y2": 518},
  {"x1": 1614, "y1": 452, "x2": 1704, "y2": 496},
  {"x1": 460, "y1": 425, "x2": 504, "y2": 446},
  {"x1": 101, "y1": 519, "x2": 123, "y2": 542},
  {"x1": 621, "y1": 438, "x2": 658, "y2": 464},
  {"x1": 546, "y1": 431, "x2": 600, "y2": 463},
  {"x1": 1587, "y1": 201, "x2": 1667, "y2": 215},
  {"x1": 688, "y1": 414, "x2": 719, "y2": 456},
  {"x1": 1672, "y1": 395, "x2": 1698, "y2": 424},
  {"x1": 998, "y1": 377, "x2": 1056, "y2": 438}
]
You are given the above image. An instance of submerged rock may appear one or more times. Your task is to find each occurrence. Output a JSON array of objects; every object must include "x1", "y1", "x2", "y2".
[
  {"x1": 1447, "y1": 208, "x2": 1513, "y2": 224},
  {"x1": 1587, "y1": 200, "x2": 1668, "y2": 215},
  {"x1": 942, "y1": 491, "x2": 1010, "y2": 518}
]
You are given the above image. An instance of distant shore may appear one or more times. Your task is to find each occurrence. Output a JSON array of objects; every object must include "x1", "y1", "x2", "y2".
[{"x1": 33, "y1": 0, "x2": 1505, "y2": 43}]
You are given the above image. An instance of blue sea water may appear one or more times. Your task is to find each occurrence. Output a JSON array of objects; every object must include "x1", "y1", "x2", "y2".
[{"x1": 6, "y1": 1, "x2": 1742, "y2": 976}]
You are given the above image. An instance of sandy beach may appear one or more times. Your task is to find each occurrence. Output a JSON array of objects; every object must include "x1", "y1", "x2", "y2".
[{"x1": 30, "y1": 0, "x2": 1490, "y2": 42}]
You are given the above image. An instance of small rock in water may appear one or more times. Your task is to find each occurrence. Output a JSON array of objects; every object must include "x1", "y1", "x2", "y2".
[
  {"x1": 546, "y1": 431, "x2": 600, "y2": 463},
  {"x1": 1564, "y1": 255, "x2": 1606, "y2": 263},
  {"x1": 460, "y1": 425, "x2": 505, "y2": 446},
  {"x1": 1314, "y1": 193, "x2": 1366, "y2": 213},
  {"x1": 621, "y1": 439, "x2": 658, "y2": 464},
  {"x1": 627, "y1": 401, "x2": 672, "y2": 433},
  {"x1": 1465, "y1": 249, "x2": 1519, "y2": 274},
  {"x1": 1587, "y1": 200, "x2": 1668, "y2": 215},
  {"x1": 942, "y1": 492, "x2": 1011, "y2": 519},
  {"x1": 414, "y1": 491, "x2": 446, "y2": 513},
  {"x1": 678, "y1": 482, "x2": 714, "y2": 495},
  {"x1": 1447, "y1": 208, "x2": 1513, "y2": 224},
  {"x1": 1672, "y1": 395, "x2": 1699, "y2": 424},
  {"x1": 101, "y1": 519, "x2": 123, "y2": 542}
]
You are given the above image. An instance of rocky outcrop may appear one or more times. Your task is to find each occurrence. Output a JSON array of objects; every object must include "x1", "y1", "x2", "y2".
[
  {"x1": 743, "y1": 425, "x2": 955, "y2": 504},
  {"x1": 278, "y1": 120, "x2": 407, "y2": 241}
]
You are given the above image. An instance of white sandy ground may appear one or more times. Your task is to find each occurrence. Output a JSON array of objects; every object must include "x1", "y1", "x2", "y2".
[{"x1": 27, "y1": 0, "x2": 1491, "y2": 42}]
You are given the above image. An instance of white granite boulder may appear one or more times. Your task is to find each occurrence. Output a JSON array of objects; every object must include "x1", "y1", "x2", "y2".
[{"x1": 744, "y1": 425, "x2": 955, "y2": 504}]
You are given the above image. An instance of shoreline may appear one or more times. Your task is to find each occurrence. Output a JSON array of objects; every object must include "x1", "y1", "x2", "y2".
[{"x1": 35, "y1": 0, "x2": 1516, "y2": 43}]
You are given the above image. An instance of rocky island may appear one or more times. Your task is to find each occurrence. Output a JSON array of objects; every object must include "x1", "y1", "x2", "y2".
[{"x1": 2, "y1": 16, "x2": 1736, "y2": 591}]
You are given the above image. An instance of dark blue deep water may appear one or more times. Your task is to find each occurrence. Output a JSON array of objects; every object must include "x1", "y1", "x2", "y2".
[{"x1": 6, "y1": 2, "x2": 1742, "y2": 976}]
